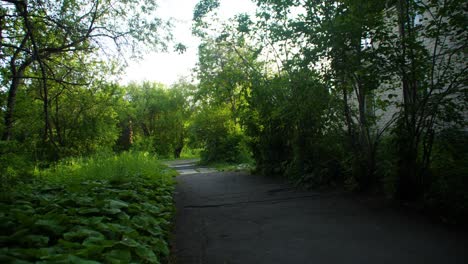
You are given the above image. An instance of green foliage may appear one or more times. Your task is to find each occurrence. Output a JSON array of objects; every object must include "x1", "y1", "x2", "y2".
[
  {"x1": 190, "y1": 0, "x2": 467, "y2": 220},
  {"x1": 424, "y1": 130, "x2": 468, "y2": 222},
  {"x1": 190, "y1": 106, "x2": 251, "y2": 164},
  {"x1": 1, "y1": 0, "x2": 172, "y2": 148},
  {"x1": 0, "y1": 152, "x2": 176, "y2": 263},
  {"x1": 0, "y1": 141, "x2": 35, "y2": 189},
  {"x1": 53, "y1": 83, "x2": 122, "y2": 158},
  {"x1": 193, "y1": 0, "x2": 220, "y2": 22},
  {"x1": 179, "y1": 147, "x2": 202, "y2": 159},
  {"x1": 191, "y1": 27, "x2": 262, "y2": 165},
  {"x1": 245, "y1": 71, "x2": 345, "y2": 186},
  {"x1": 375, "y1": 136, "x2": 399, "y2": 197},
  {"x1": 123, "y1": 82, "x2": 193, "y2": 159},
  {"x1": 193, "y1": 0, "x2": 221, "y2": 36},
  {"x1": 0, "y1": 54, "x2": 126, "y2": 161}
]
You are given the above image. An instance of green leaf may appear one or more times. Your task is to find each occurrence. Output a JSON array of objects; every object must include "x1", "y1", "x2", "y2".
[
  {"x1": 132, "y1": 215, "x2": 158, "y2": 231},
  {"x1": 66, "y1": 255, "x2": 101, "y2": 264},
  {"x1": 119, "y1": 236, "x2": 141, "y2": 248},
  {"x1": 128, "y1": 204, "x2": 143, "y2": 214},
  {"x1": 3, "y1": 247, "x2": 49, "y2": 261},
  {"x1": 106, "y1": 199, "x2": 129, "y2": 209},
  {"x1": 117, "y1": 212, "x2": 130, "y2": 221},
  {"x1": 102, "y1": 208, "x2": 122, "y2": 215},
  {"x1": 77, "y1": 208, "x2": 100, "y2": 215},
  {"x1": 146, "y1": 225, "x2": 163, "y2": 236},
  {"x1": 153, "y1": 239, "x2": 169, "y2": 256},
  {"x1": 105, "y1": 223, "x2": 137, "y2": 238},
  {"x1": 63, "y1": 228, "x2": 103, "y2": 241},
  {"x1": 140, "y1": 202, "x2": 161, "y2": 214},
  {"x1": 57, "y1": 239, "x2": 82, "y2": 250},
  {"x1": 3, "y1": 257, "x2": 30, "y2": 264},
  {"x1": 34, "y1": 219, "x2": 64, "y2": 234},
  {"x1": 79, "y1": 216, "x2": 105, "y2": 226},
  {"x1": 10, "y1": 210, "x2": 36, "y2": 226},
  {"x1": 82, "y1": 236, "x2": 109, "y2": 247},
  {"x1": 134, "y1": 246, "x2": 158, "y2": 263},
  {"x1": 9, "y1": 229, "x2": 30, "y2": 241},
  {"x1": 23, "y1": 235, "x2": 49, "y2": 247},
  {"x1": 103, "y1": 249, "x2": 132, "y2": 264},
  {"x1": 73, "y1": 196, "x2": 94, "y2": 206}
]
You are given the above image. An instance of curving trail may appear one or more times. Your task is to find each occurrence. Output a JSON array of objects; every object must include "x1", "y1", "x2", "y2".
[{"x1": 169, "y1": 160, "x2": 468, "y2": 264}]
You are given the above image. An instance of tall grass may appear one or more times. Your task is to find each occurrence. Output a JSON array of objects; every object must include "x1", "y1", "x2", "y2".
[{"x1": 36, "y1": 152, "x2": 176, "y2": 185}]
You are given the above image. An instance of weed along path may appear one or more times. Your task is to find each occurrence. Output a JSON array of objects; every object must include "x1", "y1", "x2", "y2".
[{"x1": 168, "y1": 160, "x2": 468, "y2": 264}]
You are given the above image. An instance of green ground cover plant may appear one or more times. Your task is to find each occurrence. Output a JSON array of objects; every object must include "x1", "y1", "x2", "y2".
[{"x1": 0, "y1": 152, "x2": 176, "y2": 263}]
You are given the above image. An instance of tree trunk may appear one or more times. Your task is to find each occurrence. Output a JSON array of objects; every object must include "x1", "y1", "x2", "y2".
[
  {"x1": 397, "y1": 135, "x2": 419, "y2": 200},
  {"x1": 342, "y1": 78, "x2": 357, "y2": 150},
  {"x1": 395, "y1": 0, "x2": 422, "y2": 200},
  {"x1": 54, "y1": 97, "x2": 64, "y2": 145},
  {"x1": 117, "y1": 120, "x2": 134, "y2": 151},
  {"x1": 2, "y1": 68, "x2": 25, "y2": 141}
]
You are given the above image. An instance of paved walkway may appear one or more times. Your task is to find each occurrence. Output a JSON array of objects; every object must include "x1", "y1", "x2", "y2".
[
  {"x1": 170, "y1": 160, "x2": 468, "y2": 264},
  {"x1": 164, "y1": 159, "x2": 217, "y2": 175}
]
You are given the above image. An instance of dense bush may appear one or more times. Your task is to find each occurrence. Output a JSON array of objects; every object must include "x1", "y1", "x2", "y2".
[
  {"x1": 243, "y1": 71, "x2": 346, "y2": 188},
  {"x1": 124, "y1": 82, "x2": 192, "y2": 159},
  {"x1": 0, "y1": 141, "x2": 35, "y2": 189},
  {"x1": 424, "y1": 130, "x2": 468, "y2": 222},
  {"x1": 189, "y1": 106, "x2": 251, "y2": 164},
  {"x1": 0, "y1": 152, "x2": 176, "y2": 263}
]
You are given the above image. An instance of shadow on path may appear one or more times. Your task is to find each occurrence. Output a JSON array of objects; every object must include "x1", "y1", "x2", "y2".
[{"x1": 170, "y1": 163, "x2": 468, "y2": 264}]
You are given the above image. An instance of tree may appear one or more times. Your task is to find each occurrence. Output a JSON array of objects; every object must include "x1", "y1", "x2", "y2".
[
  {"x1": 249, "y1": 0, "x2": 390, "y2": 188},
  {"x1": 251, "y1": 0, "x2": 467, "y2": 198},
  {"x1": 317, "y1": 0, "x2": 391, "y2": 191},
  {"x1": 390, "y1": 0, "x2": 467, "y2": 199},
  {"x1": 191, "y1": 3, "x2": 265, "y2": 163},
  {"x1": 0, "y1": 65, "x2": 123, "y2": 160},
  {"x1": 124, "y1": 82, "x2": 192, "y2": 158},
  {"x1": 189, "y1": 104, "x2": 250, "y2": 164},
  {"x1": 1, "y1": 0, "x2": 171, "y2": 142}
]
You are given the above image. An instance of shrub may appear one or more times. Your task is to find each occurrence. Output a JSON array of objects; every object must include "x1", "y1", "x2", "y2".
[
  {"x1": 425, "y1": 129, "x2": 468, "y2": 223},
  {"x1": 189, "y1": 106, "x2": 251, "y2": 164},
  {"x1": 0, "y1": 141, "x2": 35, "y2": 190},
  {"x1": 0, "y1": 152, "x2": 176, "y2": 263}
]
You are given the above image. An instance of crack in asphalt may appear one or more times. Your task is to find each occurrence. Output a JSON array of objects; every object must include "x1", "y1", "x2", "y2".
[{"x1": 184, "y1": 194, "x2": 334, "y2": 209}]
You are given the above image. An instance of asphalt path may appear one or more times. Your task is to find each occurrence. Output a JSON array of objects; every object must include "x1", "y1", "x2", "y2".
[{"x1": 169, "y1": 160, "x2": 468, "y2": 264}]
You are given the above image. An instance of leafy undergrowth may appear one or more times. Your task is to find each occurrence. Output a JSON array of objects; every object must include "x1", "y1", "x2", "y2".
[{"x1": 0, "y1": 152, "x2": 177, "y2": 264}]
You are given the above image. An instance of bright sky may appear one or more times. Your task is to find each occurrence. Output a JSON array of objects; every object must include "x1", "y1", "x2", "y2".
[{"x1": 120, "y1": 0, "x2": 257, "y2": 86}]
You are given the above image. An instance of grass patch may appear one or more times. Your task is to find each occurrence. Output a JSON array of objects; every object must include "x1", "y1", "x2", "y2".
[
  {"x1": 0, "y1": 152, "x2": 176, "y2": 264},
  {"x1": 179, "y1": 148, "x2": 202, "y2": 160}
]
